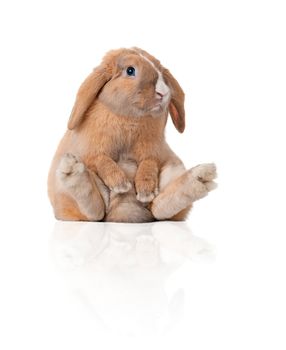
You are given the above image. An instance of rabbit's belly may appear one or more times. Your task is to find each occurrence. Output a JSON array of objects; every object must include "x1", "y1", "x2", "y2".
[
  {"x1": 105, "y1": 198, "x2": 154, "y2": 223},
  {"x1": 117, "y1": 156, "x2": 138, "y2": 180}
]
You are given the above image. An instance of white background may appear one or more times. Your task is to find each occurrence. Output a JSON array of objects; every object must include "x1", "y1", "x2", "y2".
[{"x1": 0, "y1": 0, "x2": 285, "y2": 349}]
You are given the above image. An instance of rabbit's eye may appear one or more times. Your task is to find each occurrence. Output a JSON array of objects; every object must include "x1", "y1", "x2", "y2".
[{"x1": 126, "y1": 66, "x2": 136, "y2": 76}]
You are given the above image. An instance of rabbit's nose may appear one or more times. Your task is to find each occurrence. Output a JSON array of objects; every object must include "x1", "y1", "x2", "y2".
[
  {"x1": 156, "y1": 91, "x2": 164, "y2": 99},
  {"x1": 155, "y1": 75, "x2": 170, "y2": 99}
]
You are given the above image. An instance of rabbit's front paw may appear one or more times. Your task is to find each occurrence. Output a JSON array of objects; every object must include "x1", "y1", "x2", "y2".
[
  {"x1": 135, "y1": 179, "x2": 159, "y2": 203},
  {"x1": 110, "y1": 177, "x2": 132, "y2": 194}
]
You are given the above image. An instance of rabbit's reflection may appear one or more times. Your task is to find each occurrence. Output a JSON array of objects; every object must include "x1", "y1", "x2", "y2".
[{"x1": 51, "y1": 221, "x2": 214, "y2": 335}]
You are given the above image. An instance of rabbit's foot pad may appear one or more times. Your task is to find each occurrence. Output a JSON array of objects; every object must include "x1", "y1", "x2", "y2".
[{"x1": 57, "y1": 153, "x2": 87, "y2": 187}]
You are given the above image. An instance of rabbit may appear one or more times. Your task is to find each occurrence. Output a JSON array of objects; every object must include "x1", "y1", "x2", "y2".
[{"x1": 48, "y1": 47, "x2": 217, "y2": 222}]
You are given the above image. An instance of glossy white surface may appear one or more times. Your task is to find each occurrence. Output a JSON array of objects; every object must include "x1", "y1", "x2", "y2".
[{"x1": 1, "y1": 203, "x2": 285, "y2": 350}]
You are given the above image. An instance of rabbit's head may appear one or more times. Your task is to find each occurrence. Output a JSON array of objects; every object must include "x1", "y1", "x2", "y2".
[{"x1": 68, "y1": 48, "x2": 185, "y2": 133}]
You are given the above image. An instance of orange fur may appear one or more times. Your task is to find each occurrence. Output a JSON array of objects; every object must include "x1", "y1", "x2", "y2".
[
  {"x1": 170, "y1": 205, "x2": 193, "y2": 221},
  {"x1": 54, "y1": 193, "x2": 88, "y2": 221},
  {"x1": 135, "y1": 158, "x2": 159, "y2": 202}
]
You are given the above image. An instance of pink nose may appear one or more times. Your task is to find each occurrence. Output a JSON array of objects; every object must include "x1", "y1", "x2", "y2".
[{"x1": 156, "y1": 91, "x2": 164, "y2": 99}]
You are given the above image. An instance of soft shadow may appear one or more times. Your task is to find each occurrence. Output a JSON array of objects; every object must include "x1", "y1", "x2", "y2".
[{"x1": 51, "y1": 221, "x2": 214, "y2": 336}]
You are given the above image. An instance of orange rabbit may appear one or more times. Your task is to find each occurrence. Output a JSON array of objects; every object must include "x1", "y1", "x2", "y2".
[{"x1": 48, "y1": 48, "x2": 216, "y2": 222}]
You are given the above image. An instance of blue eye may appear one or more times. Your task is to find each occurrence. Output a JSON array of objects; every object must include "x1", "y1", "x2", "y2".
[{"x1": 126, "y1": 66, "x2": 136, "y2": 76}]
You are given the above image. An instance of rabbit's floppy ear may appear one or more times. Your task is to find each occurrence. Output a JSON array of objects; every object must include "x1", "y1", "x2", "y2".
[
  {"x1": 68, "y1": 66, "x2": 112, "y2": 130},
  {"x1": 163, "y1": 69, "x2": 185, "y2": 133}
]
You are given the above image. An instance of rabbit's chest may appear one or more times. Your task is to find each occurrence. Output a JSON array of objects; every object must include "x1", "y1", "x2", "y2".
[
  {"x1": 87, "y1": 112, "x2": 159, "y2": 160},
  {"x1": 113, "y1": 124, "x2": 142, "y2": 157},
  {"x1": 92, "y1": 121, "x2": 140, "y2": 158}
]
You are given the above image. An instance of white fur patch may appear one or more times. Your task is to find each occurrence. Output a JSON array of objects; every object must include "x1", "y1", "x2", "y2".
[
  {"x1": 159, "y1": 163, "x2": 186, "y2": 191},
  {"x1": 155, "y1": 73, "x2": 170, "y2": 97},
  {"x1": 138, "y1": 53, "x2": 170, "y2": 97}
]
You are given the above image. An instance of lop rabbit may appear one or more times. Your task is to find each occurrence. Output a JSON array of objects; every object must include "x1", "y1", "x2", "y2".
[{"x1": 48, "y1": 48, "x2": 216, "y2": 222}]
